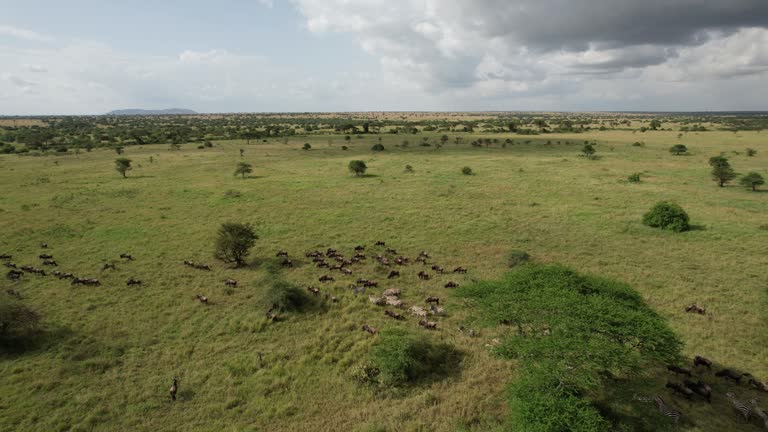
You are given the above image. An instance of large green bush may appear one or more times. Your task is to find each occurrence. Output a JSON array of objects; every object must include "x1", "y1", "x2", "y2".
[
  {"x1": 456, "y1": 264, "x2": 682, "y2": 431},
  {"x1": 370, "y1": 328, "x2": 460, "y2": 387},
  {"x1": 263, "y1": 277, "x2": 314, "y2": 312},
  {"x1": 0, "y1": 298, "x2": 40, "y2": 342},
  {"x1": 642, "y1": 201, "x2": 690, "y2": 232}
]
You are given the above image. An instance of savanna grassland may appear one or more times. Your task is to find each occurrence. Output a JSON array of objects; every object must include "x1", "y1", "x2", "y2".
[{"x1": 1, "y1": 120, "x2": 767, "y2": 431}]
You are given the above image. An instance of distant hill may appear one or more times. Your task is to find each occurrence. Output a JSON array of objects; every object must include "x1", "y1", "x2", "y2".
[{"x1": 106, "y1": 108, "x2": 197, "y2": 116}]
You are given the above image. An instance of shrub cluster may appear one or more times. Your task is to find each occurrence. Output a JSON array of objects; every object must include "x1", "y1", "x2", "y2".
[
  {"x1": 642, "y1": 201, "x2": 690, "y2": 232},
  {"x1": 369, "y1": 328, "x2": 460, "y2": 387}
]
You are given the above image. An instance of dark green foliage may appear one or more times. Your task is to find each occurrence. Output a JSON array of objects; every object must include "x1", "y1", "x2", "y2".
[
  {"x1": 348, "y1": 160, "x2": 367, "y2": 176},
  {"x1": 456, "y1": 264, "x2": 682, "y2": 431},
  {"x1": 214, "y1": 222, "x2": 258, "y2": 267},
  {"x1": 115, "y1": 146, "x2": 124, "y2": 155},
  {"x1": 0, "y1": 297, "x2": 40, "y2": 341},
  {"x1": 642, "y1": 201, "x2": 690, "y2": 232},
  {"x1": 0, "y1": 143, "x2": 16, "y2": 154},
  {"x1": 506, "y1": 250, "x2": 530, "y2": 268},
  {"x1": 263, "y1": 276, "x2": 314, "y2": 312},
  {"x1": 627, "y1": 173, "x2": 641, "y2": 183},
  {"x1": 740, "y1": 172, "x2": 765, "y2": 191},
  {"x1": 708, "y1": 155, "x2": 737, "y2": 187},
  {"x1": 371, "y1": 143, "x2": 385, "y2": 152},
  {"x1": 631, "y1": 141, "x2": 644, "y2": 147},
  {"x1": 234, "y1": 162, "x2": 253, "y2": 179},
  {"x1": 461, "y1": 166, "x2": 473, "y2": 175},
  {"x1": 370, "y1": 328, "x2": 461, "y2": 387},
  {"x1": 114, "y1": 158, "x2": 132, "y2": 178},
  {"x1": 669, "y1": 144, "x2": 687, "y2": 155},
  {"x1": 404, "y1": 164, "x2": 414, "y2": 173},
  {"x1": 746, "y1": 148, "x2": 757, "y2": 157},
  {"x1": 341, "y1": 145, "x2": 348, "y2": 150},
  {"x1": 581, "y1": 144, "x2": 596, "y2": 159},
  {"x1": 302, "y1": 143, "x2": 311, "y2": 150}
]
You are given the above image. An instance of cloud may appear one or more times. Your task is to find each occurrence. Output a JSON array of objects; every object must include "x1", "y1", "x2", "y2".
[
  {"x1": 257, "y1": 0, "x2": 274, "y2": 8},
  {"x1": 0, "y1": 24, "x2": 53, "y2": 42}
]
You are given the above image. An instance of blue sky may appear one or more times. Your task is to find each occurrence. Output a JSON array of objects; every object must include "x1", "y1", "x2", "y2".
[{"x1": 1, "y1": 0, "x2": 767, "y2": 114}]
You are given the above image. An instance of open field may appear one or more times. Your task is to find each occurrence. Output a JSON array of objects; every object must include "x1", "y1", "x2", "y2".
[{"x1": 1, "y1": 128, "x2": 767, "y2": 431}]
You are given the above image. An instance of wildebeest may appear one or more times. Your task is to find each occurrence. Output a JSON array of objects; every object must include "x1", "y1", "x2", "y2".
[
  {"x1": 3, "y1": 262, "x2": 17, "y2": 268},
  {"x1": 666, "y1": 382, "x2": 693, "y2": 399},
  {"x1": 368, "y1": 296, "x2": 386, "y2": 306},
  {"x1": 319, "y1": 275, "x2": 334, "y2": 283},
  {"x1": 431, "y1": 265, "x2": 444, "y2": 273},
  {"x1": 685, "y1": 304, "x2": 706, "y2": 315},
  {"x1": 42, "y1": 259, "x2": 57, "y2": 266},
  {"x1": 39, "y1": 254, "x2": 53, "y2": 260},
  {"x1": 382, "y1": 288, "x2": 400, "y2": 297},
  {"x1": 385, "y1": 310, "x2": 404, "y2": 320},
  {"x1": 417, "y1": 271, "x2": 430, "y2": 280},
  {"x1": 387, "y1": 270, "x2": 400, "y2": 279},
  {"x1": 341, "y1": 268, "x2": 353, "y2": 275},
  {"x1": 195, "y1": 294, "x2": 209, "y2": 304},
  {"x1": 276, "y1": 250, "x2": 289, "y2": 257},
  {"x1": 56, "y1": 272, "x2": 74, "y2": 279},
  {"x1": 120, "y1": 253, "x2": 133, "y2": 260},
  {"x1": 183, "y1": 260, "x2": 195, "y2": 267},
  {"x1": 316, "y1": 261, "x2": 329, "y2": 268},
  {"x1": 385, "y1": 248, "x2": 398, "y2": 254},
  {"x1": 40, "y1": 243, "x2": 48, "y2": 249},
  {"x1": 305, "y1": 250, "x2": 322, "y2": 258},
  {"x1": 415, "y1": 255, "x2": 427, "y2": 264},
  {"x1": 169, "y1": 379, "x2": 178, "y2": 401},
  {"x1": 453, "y1": 266, "x2": 468, "y2": 274},
  {"x1": 72, "y1": 277, "x2": 100, "y2": 286},
  {"x1": 749, "y1": 379, "x2": 768, "y2": 393},
  {"x1": 693, "y1": 356, "x2": 712, "y2": 369},
  {"x1": 281, "y1": 259, "x2": 294, "y2": 268},
  {"x1": 6, "y1": 270, "x2": 23, "y2": 280},
  {"x1": 21, "y1": 266, "x2": 45, "y2": 276},
  {"x1": 374, "y1": 241, "x2": 386, "y2": 246},
  {"x1": 0, "y1": 254, "x2": 11, "y2": 260},
  {"x1": 307, "y1": 286, "x2": 320, "y2": 295},
  {"x1": 194, "y1": 263, "x2": 211, "y2": 271},
  {"x1": 354, "y1": 245, "x2": 365, "y2": 251},
  {"x1": 425, "y1": 296, "x2": 440, "y2": 305},
  {"x1": 419, "y1": 251, "x2": 430, "y2": 258},
  {"x1": 667, "y1": 365, "x2": 692, "y2": 377},
  {"x1": 409, "y1": 306, "x2": 428, "y2": 318},
  {"x1": 716, "y1": 369, "x2": 750, "y2": 383},
  {"x1": 103, "y1": 263, "x2": 116, "y2": 270},
  {"x1": 127, "y1": 278, "x2": 142, "y2": 286},
  {"x1": 683, "y1": 379, "x2": 712, "y2": 403},
  {"x1": 224, "y1": 279, "x2": 237, "y2": 287},
  {"x1": 418, "y1": 320, "x2": 437, "y2": 330},
  {"x1": 362, "y1": 324, "x2": 378, "y2": 335},
  {"x1": 444, "y1": 281, "x2": 458, "y2": 289}
]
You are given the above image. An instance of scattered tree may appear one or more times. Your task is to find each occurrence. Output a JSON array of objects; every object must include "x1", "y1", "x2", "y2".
[
  {"x1": 746, "y1": 148, "x2": 757, "y2": 157},
  {"x1": 642, "y1": 201, "x2": 690, "y2": 232},
  {"x1": 627, "y1": 173, "x2": 641, "y2": 183},
  {"x1": 234, "y1": 162, "x2": 253, "y2": 179},
  {"x1": 371, "y1": 143, "x2": 385, "y2": 152},
  {"x1": 404, "y1": 164, "x2": 414, "y2": 173},
  {"x1": 669, "y1": 144, "x2": 688, "y2": 155},
  {"x1": 462, "y1": 166, "x2": 473, "y2": 175},
  {"x1": 239, "y1": 148, "x2": 244, "y2": 157},
  {"x1": 114, "y1": 158, "x2": 132, "y2": 178},
  {"x1": 709, "y1": 155, "x2": 737, "y2": 187},
  {"x1": 581, "y1": 144, "x2": 596, "y2": 159},
  {"x1": 348, "y1": 160, "x2": 368, "y2": 176},
  {"x1": 302, "y1": 143, "x2": 311, "y2": 150},
  {"x1": 214, "y1": 222, "x2": 258, "y2": 267},
  {"x1": 649, "y1": 119, "x2": 662, "y2": 130},
  {"x1": 740, "y1": 172, "x2": 765, "y2": 191}
]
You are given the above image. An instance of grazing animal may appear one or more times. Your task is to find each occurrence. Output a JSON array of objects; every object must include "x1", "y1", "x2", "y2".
[
  {"x1": 726, "y1": 392, "x2": 751, "y2": 422},
  {"x1": 444, "y1": 281, "x2": 458, "y2": 289},
  {"x1": 326, "y1": 248, "x2": 337, "y2": 256},
  {"x1": 40, "y1": 243, "x2": 48, "y2": 249},
  {"x1": 750, "y1": 400, "x2": 768, "y2": 431},
  {"x1": 56, "y1": 272, "x2": 74, "y2": 279},
  {"x1": 666, "y1": 382, "x2": 693, "y2": 399},
  {"x1": 72, "y1": 277, "x2": 100, "y2": 286},
  {"x1": 431, "y1": 265, "x2": 444, "y2": 273},
  {"x1": 6, "y1": 289, "x2": 21, "y2": 298},
  {"x1": 716, "y1": 369, "x2": 750, "y2": 383},
  {"x1": 395, "y1": 257, "x2": 406, "y2": 265},
  {"x1": 749, "y1": 379, "x2": 768, "y2": 393},
  {"x1": 417, "y1": 271, "x2": 430, "y2": 280},
  {"x1": 183, "y1": 260, "x2": 195, "y2": 267},
  {"x1": 354, "y1": 245, "x2": 365, "y2": 251},
  {"x1": 453, "y1": 266, "x2": 467, "y2": 274},
  {"x1": 419, "y1": 251, "x2": 430, "y2": 258},
  {"x1": 429, "y1": 304, "x2": 445, "y2": 316},
  {"x1": 319, "y1": 275, "x2": 334, "y2": 283},
  {"x1": 307, "y1": 286, "x2": 320, "y2": 295},
  {"x1": 415, "y1": 256, "x2": 427, "y2": 264},
  {"x1": 382, "y1": 288, "x2": 401, "y2": 297},
  {"x1": 341, "y1": 268, "x2": 353, "y2": 275},
  {"x1": 368, "y1": 296, "x2": 386, "y2": 306},
  {"x1": 385, "y1": 248, "x2": 398, "y2": 254},
  {"x1": 362, "y1": 324, "x2": 378, "y2": 335},
  {"x1": 0, "y1": 254, "x2": 12, "y2": 259},
  {"x1": 375, "y1": 241, "x2": 385, "y2": 246},
  {"x1": 195, "y1": 294, "x2": 209, "y2": 304},
  {"x1": 409, "y1": 306, "x2": 428, "y2": 318},
  {"x1": 653, "y1": 396, "x2": 682, "y2": 424},
  {"x1": 316, "y1": 261, "x2": 329, "y2": 268},
  {"x1": 42, "y1": 260, "x2": 57, "y2": 266},
  {"x1": 276, "y1": 251, "x2": 289, "y2": 257},
  {"x1": 418, "y1": 319, "x2": 437, "y2": 330},
  {"x1": 169, "y1": 379, "x2": 178, "y2": 401},
  {"x1": 683, "y1": 379, "x2": 712, "y2": 403},
  {"x1": 266, "y1": 308, "x2": 279, "y2": 321},
  {"x1": 4, "y1": 262, "x2": 17, "y2": 268},
  {"x1": 39, "y1": 254, "x2": 53, "y2": 260},
  {"x1": 224, "y1": 278, "x2": 237, "y2": 287},
  {"x1": 194, "y1": 263, "x2": 211, "y2": 271},
  {"x1": 102, "y1": 263, "x2": 116, "y2": 270},
  {"x1": 363, "y1": 280, "x2": 378, "y2": 288},
  {"x1": 120, "y1": 253, "x2": 133, "y2": 260},
  {"x1": 667, "y1": 365, "x2": 692, "y2": 377},
  {"x1": 425, "y1": 296, "x2": 440, "y2": 305},
  {"x1": 384, "y1": 310, "x2": 404, "y2": 320},
  {"x1": 281, "y1": 259, "x2": 294, "y2": 268},
  {"x1": 387, "y1": 270, "x2": 400, "y2": 279},
  {"x1": 21, "y1": 266, "x2": 46, "y2": 276},
  {"x1": 693, "y1": 355, "x2": 712, "y2": 369},
  {"x1": 126, "y1": 278, "x2": 142, "y2": 286},
  {"x1": 7, "y1": 270, "x2": 23, "y2": 280},
  {"x1": 685, "y1": 304, "x2": 706, "y2": 315},
  {"x1": 385, "y1": 296, "x2": 403, "y2": 308}
]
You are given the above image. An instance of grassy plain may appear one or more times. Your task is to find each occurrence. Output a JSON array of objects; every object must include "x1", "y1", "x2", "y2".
[{"x1": 0, "y1": 129, "x2": 766, "y2": 431}]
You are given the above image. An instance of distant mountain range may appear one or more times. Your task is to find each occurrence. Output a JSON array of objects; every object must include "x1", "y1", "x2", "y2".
[{"x1": 106, "y1": 108, "x2": 197, "y2": 116}]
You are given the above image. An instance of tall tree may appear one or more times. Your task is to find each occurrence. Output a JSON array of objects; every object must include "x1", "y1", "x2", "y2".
[
  {"x1": 234, "y1": 162, "x2": 253, "y2": 179},
  {"x1": 114, "y1": 158, "x2": 132, "y2": 178},
  {"x1": 214, "y1": 222, "x2": 257, "y2": 267},
  {"x1": 740, "y1": 172, "x2": 765, "y2": 191},
  {"x1": 709, "y1": 155, "x2": 737, "y2": 187}
]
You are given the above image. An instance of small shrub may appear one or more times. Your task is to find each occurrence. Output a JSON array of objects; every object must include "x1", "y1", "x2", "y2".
[
  {"x1": 341, "y1": 146, "x2": 348, "y2": 150},
  {"x1": 371, "y1": 328, "x2": 460, "y2": 387},
  {"x1": 348, "y1": 160, "x2": 367, "y2": 176},
  {"x1": 669, "y1": 144, "x2": 688, "y2": 155},
  {"x1": 506, "y1": 250, "x2": 531, "y2": 268},
  {"x1": 627, "y1": 173, "x2": 641, "y2": 183},
  {"x1": 263, "y1": 277, "x2": 314, "y2": 312},
  {"x1": 302, "y1": 143, "x2": 311, "y2": 150},
  {"x1": 632, "y1": 141, "x2": 644, "y2": 147},
  {"x1": 746, "y1": 148, "x2": 757, "y2": 157},
  {"x1": 404, "y1": 164, "x2": 414, "y2": 173},
  {"x1": 462, "y1": 166, "x2": 473, "y2": 175},
  {"x1": 371, "y1": 143, "x2": 385, "y2": 152},
  {"x1": 642, "y1": 201, "x2": 690, "y2": 232},
  {"x1": 0, "y1": 298, "x2": 41, "y2": 343}
]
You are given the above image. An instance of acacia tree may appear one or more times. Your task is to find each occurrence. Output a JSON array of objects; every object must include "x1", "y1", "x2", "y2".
[
  {"x1": 234, "y1": 162, "x2": 253, "y2": 179},
  {"x1": 709, "y1": 155, "x2": 737, "y2": 187},
  {"x1": 114, "y1": 158, "x2": 132, "y2": 178},
  {"x1": 348, "y1": 160, "x2": 367, "y2": 176},
  {"x1": 214, "y1": 222, "x2": 257, "y2": 267},
  {"x1": 669, "y1": 144, "x2": 688, "y2": 155},
  {"x1": 740, "y1": 172, "x2": 765, "y2": 191},
  {"x1": 581, "y1": 144, "x2": 596, "y2": 160}
]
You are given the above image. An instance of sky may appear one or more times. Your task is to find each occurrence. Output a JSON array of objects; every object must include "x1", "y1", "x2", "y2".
[{"x1": 1, "y1": 0, "x2": 767, "y2": 114}]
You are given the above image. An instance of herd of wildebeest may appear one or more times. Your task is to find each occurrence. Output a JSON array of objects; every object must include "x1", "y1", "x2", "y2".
[{"x1": 3, "y1": 241, "x2": 767, "y2": 429}]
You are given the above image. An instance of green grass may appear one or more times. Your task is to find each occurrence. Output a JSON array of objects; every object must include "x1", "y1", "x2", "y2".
[{"x1": 0, "y1": 129, "x2": 766, "y2": 431}]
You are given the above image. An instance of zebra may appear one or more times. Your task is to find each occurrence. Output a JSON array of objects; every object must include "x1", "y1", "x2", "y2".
[
  {"x1": 653, "y1": 396, "x2": 682, "y2": 424},
  {"x1": 725, "y1": 392, "x2": 750, "y2": 422},
  {"x1": 750, "y1": 400, "x2": 768, "y2": 431}
]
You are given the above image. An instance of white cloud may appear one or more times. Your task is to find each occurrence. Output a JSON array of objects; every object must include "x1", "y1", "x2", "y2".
[{"x1": 0, "y1": 24, "x2": 53, "y2": 42}]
